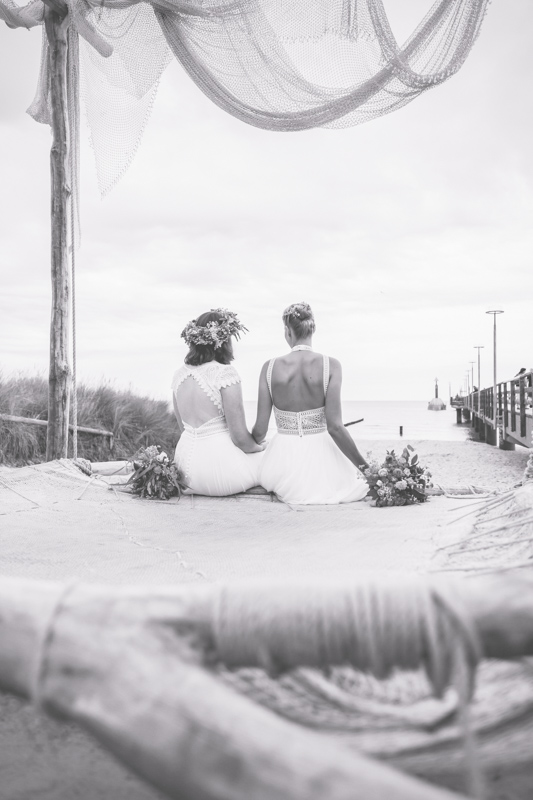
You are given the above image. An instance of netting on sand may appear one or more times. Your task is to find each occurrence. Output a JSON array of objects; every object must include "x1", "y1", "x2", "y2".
[{"x1": 1, "y1": 0, "x2": 490, "y2": 194}]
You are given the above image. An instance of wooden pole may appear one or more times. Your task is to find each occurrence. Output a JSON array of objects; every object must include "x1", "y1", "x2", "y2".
[{"x1": 44, "y1": 2, "x2": 71, "y2": 461}]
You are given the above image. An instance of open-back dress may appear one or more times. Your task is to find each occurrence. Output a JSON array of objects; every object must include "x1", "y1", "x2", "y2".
[
  {"x1": 259, "y1": 355, "x2": 369, "y2": 504},
  {"x1": 172, "y1": 361, "x2": 261, "y2": 496}
]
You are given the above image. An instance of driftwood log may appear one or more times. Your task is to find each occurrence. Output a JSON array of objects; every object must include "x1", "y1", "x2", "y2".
[{"x1": 1, "y1": 574, "x2": 533, "y2": 800}]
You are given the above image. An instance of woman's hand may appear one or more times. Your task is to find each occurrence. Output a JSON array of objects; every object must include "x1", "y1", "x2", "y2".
[{"x1": 222, "y1": 383, "x2": 266, "y2": 454}]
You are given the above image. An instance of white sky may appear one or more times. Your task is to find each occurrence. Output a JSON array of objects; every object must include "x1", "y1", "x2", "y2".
[{"x1": 1, "y1": 1, "x2": 532, "y2": 403}]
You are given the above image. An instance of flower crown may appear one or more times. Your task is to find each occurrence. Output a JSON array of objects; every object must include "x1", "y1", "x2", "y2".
[{"x1": 181, "y1": 308, "x2": 248, "y2": 349}]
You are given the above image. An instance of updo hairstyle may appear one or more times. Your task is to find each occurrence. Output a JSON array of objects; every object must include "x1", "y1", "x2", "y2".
[
  {"x1": 184, "y1": 311, "x2": 234, "y2": 366},
  {"x1": 282, "y1": 302, "x2": 316, "y2": 340}
]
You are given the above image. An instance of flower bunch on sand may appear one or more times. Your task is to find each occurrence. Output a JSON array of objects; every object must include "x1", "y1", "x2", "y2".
[
  {"x1": 364, "y1": 445, "x2": 432, "y2": 507},
  {"x1": 127, "y1": 445, "x2": 188, "y2": 500}
]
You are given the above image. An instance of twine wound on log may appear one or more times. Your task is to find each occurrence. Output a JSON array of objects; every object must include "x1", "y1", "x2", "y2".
[{"x1": 213, "y1": 577, "x2": 485, "y2": 797}]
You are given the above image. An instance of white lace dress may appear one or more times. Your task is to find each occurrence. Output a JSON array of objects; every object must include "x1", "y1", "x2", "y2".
[
  {"x1": 171, "y1": 362, "x2": 262, "y2": 496},
  {"x1": 259, "y1": 355, "x2": 369, "y2": 505}
]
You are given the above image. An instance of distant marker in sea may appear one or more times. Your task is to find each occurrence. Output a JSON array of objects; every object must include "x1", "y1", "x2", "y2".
[{"x1": 428, "y1": 377, "x2": 446, "y2": 411}]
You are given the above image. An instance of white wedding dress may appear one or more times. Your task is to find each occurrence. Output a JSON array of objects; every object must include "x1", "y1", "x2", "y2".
[
  {"x1": 172, "y1": 362, "x2": 262, "y2": 496},
  {"x1": 259, "y1": 355, "x2": 369, "y2": 504}
]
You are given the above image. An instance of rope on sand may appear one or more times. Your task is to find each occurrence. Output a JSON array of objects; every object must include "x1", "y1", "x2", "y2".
[{"x1": 0, "y1": 475, "x2": 40, "y2": 509}]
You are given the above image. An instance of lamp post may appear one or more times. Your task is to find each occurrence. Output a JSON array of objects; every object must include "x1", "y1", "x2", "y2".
[
  {"x1": 469, "y1": 361, "x2": 475, "y2": 410},
  {"x1": 474, "y1": 345, "x2": 484, "y2": 415},
  {"x1": 486, "y1": 310, "x2": 504, "y2": 445}
]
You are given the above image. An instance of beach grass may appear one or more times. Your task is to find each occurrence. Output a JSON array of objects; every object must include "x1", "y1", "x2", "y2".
[{"x1": 0, "y1": 372, "x2": 179, "y2": 466}]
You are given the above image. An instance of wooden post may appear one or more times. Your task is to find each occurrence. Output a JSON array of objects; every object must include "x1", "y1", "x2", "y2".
[{"x1": 44, "y1": 2, "x2": 71, "y2": 461}]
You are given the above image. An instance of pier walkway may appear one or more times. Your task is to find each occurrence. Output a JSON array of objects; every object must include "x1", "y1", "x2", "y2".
[{"x1": 452, "y1": 369, "x2": 532, "y2": 449}]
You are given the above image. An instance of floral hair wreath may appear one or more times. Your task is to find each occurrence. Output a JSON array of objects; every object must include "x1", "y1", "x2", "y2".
[{"x1": 181, "y1": 308, "x2": 248, "y2": 349}]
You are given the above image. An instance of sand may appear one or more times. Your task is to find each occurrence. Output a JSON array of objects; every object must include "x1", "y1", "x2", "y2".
[
  {"x1": 0, "y1": 439, "x2": 530, "y2": 800},
  {"x1": 356, "y1": 438, "x2": 529, "y2": 491}
]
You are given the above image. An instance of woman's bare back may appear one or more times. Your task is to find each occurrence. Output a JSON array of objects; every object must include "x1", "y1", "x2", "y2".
[{"x1": 270, "y1": 351, "x2": 327, "y2": 411}]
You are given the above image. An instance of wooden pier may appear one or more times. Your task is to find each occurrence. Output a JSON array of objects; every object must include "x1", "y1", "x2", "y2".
[{"x1": 452, "y1": 370, "x2": 532, "y2": 449}]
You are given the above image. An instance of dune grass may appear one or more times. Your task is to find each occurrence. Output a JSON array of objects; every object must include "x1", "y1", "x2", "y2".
[{"x1": 0, "y1": 372, "x2": 180, "y2": 466}]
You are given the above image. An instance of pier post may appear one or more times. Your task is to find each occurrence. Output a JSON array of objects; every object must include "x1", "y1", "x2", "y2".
[
  {"x1": 485, "y1": 423, "x2": 497, "y2": 446},
  {"x1": 499, "y1": 438, "x2": 515, "y2": 451},
  {"x1": 455, "y1": 408, "x2": 462, "y2": 424}
]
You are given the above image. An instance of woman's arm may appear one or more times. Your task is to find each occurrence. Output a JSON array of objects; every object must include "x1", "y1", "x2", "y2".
[
  {"x1": 325, "y1": 359, "x2": 368, "y2": 471},
  {"x1": 252, "y1": 361, "x2": 272, "y2": 443},
  {"x1": 221, "y1": 382, "x2": 264, "y2": 454}
]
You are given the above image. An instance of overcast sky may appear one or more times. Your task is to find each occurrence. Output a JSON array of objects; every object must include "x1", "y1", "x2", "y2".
[{"x1": 1, "y1": 1, "x2": 532, "y2": 403}]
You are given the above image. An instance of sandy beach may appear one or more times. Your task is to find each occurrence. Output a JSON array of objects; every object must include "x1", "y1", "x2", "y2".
[
  {"x1": 356, "y1": 438, "x2": 530, "y2": 491},
  {"x1": 0, "y1": 439, "x2": 531, "y2": 800},
  {"x1": 0, "y1": 439, "x2": 529, "y2": 584}
]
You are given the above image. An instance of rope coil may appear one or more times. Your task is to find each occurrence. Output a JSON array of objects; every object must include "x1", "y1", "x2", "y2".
[
  {"x1": 213, "y1": 577, "x2": 485, "y2": 797},
  {"x1": 212, "y1": 578, "x2": 482, "y2": 691}
]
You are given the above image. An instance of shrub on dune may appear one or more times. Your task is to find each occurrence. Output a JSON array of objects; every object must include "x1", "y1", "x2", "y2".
[{"x1": 0, "y1": 372, "x2": 179, "y2": 466}]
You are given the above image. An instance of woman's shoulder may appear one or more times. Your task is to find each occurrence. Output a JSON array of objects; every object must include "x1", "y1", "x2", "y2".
[
  {"x1": 213, "y1": 362, "x2": 241, "y2": 388},
  {"x1": 171, "y1": 364, "x2": 190, "y2": 390}
]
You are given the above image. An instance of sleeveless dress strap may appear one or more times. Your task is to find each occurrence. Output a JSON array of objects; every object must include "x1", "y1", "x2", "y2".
[
  {"x1": 266, "y1": 358, "x2": 276, "y2": 398},
  {"x1": 323, "y1": 355, "x2": 330, "y2": 397}
]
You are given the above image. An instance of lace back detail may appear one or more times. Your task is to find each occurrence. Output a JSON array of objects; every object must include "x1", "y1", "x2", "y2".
[
  {"x1": 172, "y1": 362, "x2": 241, "y2": 414},
  {"x1": 274, "y1": 406, "x2": 327, "y2": 437}
]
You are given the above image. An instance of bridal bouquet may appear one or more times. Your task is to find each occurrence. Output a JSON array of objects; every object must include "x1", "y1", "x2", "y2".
[
  {"x1": 127, "y1": 445, "x2": 188, "y2": 500},
  {"x1": 364, "y1": 445, "x2": 432, "y2": 507}
]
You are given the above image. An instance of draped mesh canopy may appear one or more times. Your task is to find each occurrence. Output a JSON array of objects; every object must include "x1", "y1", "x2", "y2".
[{"x1": 1, "y1": 0, "x2": 490, "y2": 195}]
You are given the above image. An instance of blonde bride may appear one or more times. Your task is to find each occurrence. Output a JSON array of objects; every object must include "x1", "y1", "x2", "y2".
[{"x1": 253, "y1": 302, "x2": 368, "y2": 505}]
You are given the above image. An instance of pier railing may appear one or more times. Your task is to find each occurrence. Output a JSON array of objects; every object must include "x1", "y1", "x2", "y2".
[{"x1": 461, "y1": 370, "x2": 532, "y2": 449}]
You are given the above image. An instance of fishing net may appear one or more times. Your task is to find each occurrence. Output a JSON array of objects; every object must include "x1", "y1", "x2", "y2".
[{"x1": 1, "y1": 0, "x2": 490, "y2": 194}]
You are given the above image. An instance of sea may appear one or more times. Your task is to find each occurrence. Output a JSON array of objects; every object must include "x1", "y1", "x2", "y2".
[{"x1": 244, "y1": 400, "x2": 468, "y2": 442}]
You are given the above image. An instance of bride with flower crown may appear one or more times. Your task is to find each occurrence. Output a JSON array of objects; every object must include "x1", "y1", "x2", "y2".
[
  {"x1": 253, "y1": 302, "x2": 369, "y2": 505},
  {"x1": 171, "y1": 309, "x2": 264, "y2": 496}
]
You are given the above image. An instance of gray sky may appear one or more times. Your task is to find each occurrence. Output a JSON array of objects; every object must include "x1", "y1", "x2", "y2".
[{"x1": 1, "y1": 1, "x2": 532, "y2": 402}]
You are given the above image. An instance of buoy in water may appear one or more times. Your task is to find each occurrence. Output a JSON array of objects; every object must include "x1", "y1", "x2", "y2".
[{"x1": 428, "y1": 377, "x2": 446, "y2": 411}]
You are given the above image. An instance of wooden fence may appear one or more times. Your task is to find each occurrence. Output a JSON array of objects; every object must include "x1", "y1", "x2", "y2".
[
  {"x1": 462, "y1": 370, "x2": 532, "y2": 448},
  {"x1": 0, "y1": 414, "x2": 114, "y2": 449}
]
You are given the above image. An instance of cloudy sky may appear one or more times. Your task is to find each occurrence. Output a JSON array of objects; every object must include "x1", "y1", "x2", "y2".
[{"x1": 1, "y1": 1, "x2": 532, "y2": 404}]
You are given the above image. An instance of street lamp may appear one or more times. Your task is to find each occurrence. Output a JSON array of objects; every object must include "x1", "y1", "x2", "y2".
[
  {"x1": 474, "y1": 345, "x2": 484, "y2": 415},
  {"x1": 469, "y1": 361, "x2": 475, "y2": 409},
  {"x1": 486, "y1": 310, "x2": 504, "y2": 444}
]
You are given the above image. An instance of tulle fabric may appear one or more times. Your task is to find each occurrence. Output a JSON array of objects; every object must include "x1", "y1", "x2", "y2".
[
  {"x1": 174, "y1": 422, "x2": 262, "y2": 496},
  {"x1": 259, "y1": 431, "x2": 368, "y2": 505}
]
